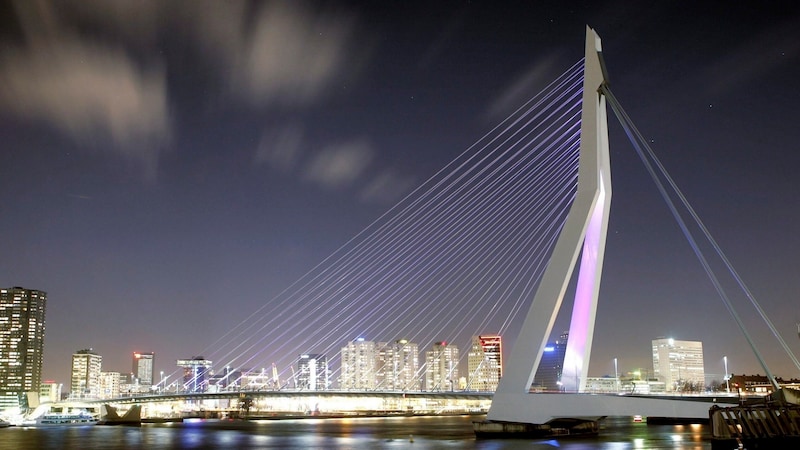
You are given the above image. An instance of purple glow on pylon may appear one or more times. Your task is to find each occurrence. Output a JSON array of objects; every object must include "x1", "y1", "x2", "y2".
[{"x1": 561, "y1": 182, "x2": 607, "y2": 392}]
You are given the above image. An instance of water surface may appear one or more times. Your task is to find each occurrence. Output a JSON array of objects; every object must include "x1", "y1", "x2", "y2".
[{"x1": 0, "y1": 415, "x2": 711, "y2": 449}]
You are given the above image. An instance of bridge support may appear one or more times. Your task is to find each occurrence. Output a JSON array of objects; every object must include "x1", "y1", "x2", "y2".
[{"x1": 486, "y1": 25, "x2": 612, "y2": 425}]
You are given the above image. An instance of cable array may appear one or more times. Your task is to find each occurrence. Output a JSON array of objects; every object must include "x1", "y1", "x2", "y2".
[
  {"x1": 602, "y1": 85, "x2": 800, "y2": 386},
  {"x1": 182, "y1": 60, "x2": 587, "y2": 388}
]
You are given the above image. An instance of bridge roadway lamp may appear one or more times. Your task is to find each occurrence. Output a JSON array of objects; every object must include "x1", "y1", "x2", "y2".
[{"x1": 724, "y1": 356, "x2": 730, "y2": 393}]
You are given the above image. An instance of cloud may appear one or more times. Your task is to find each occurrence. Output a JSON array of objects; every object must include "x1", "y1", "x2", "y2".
[
  {"x1": 253, "y1": 126, "x2": 416, "y2": 204},
  {"x1": 0, "y1": 1, "x2": 170, "y2": 183},
  {"x1": 227, "y1": 2, "x2": 356, "y2": 107},
  {"x1": 254, "y1": 123, "x2": 305, "y2": 171},
  {"x1": 359, "y1": 170, "x2": 417, "y2": 204},
  {"x1": 303, "y1": 139, "x2": 373, "y2": 189},
  {"x1": 699, "y1": 16, "x2": 800, "y2": 96},
  {"x1": 66, "y1": 1, "x2": 358, "y2": 108},
  {"x1": 485, "y1": 54, "x2": 563, "y2": 120}
]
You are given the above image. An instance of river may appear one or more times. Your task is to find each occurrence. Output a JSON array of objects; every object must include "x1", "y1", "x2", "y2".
[{"x1": 0, "y1": 415, "x2": 712, "y2": 449}]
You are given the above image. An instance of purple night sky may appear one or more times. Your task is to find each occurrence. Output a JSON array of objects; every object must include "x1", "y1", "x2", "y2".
[{"x1": 1, "y1": 1, "x2": 799, "y2": 387}]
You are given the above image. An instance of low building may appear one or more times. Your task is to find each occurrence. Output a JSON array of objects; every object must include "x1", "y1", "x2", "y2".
[
  {"x1": 99, "y1": 372, "x2": 122, "y2": 399},
  {"x1": 39, "y1": 381, "x2": 62, "y2": 403},
  {"x1": 728, "y1": 374, "x2": 800, "y2": 395}
]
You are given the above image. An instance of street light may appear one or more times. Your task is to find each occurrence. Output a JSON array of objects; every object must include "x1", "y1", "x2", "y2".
[
  {"x1": 723, "y1": 356, "x2": 730, "y2": 393},
  {"x1": 614, "y1": 358, "x2": 619, "y2": 393}
]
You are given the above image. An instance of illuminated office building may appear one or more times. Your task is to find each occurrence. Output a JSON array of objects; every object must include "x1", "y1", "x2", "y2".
[
  {"x1": 376, "y1": 340, "x2": 419, "y2": 391},
  {"x1": 652, "y1": 337, "x2": 705, "y2": 391},
  {"x1": 467, "y1": 335, "x2": 502, "y2": 391},
  {"x1": 425, "y1": 341, "x2": 459, "y2": 391},
  {"x1": 132, "y1": 351, "x2": 155, "y2": 386},
  {"x1": 297, "y1": 354, "x2": 329, "y2": 391},
  {"x1": 177, "y1": 357, "x2": 213, "y2": 393},
  {"x1": 532, "y1": 332, "x2": 568, "y2": 391},
  {"x1": 100, "y1": 371, "x2": 121, "y2": 399},
  {"x1": 0, "y1": 287, "x2": 47, "y2": 410},
  {"x1": 340, "y1": 338, "x2": 377, "y2": 390},
  {"x1": 39, "y1": 381, "x2": 62, "y2": 403},
  {"x1": 71, "y1": 349, "x2": 102, "y2": 399}
]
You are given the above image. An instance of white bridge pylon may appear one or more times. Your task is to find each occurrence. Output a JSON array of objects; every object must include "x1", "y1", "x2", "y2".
[{"x1": 488, "y1": 27, "x2": 712, "y2": 424}]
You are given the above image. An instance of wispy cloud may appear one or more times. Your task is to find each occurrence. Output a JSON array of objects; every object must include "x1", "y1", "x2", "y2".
[
  {"x1": 254, "y1": 123, "x2": 305, "y2": 171},
  {"x1": 0, "y1": 0, "x2": 361, "y2": 183},
  {"x1": 0, "y1": 0, "x2": 171, "y2": 183},
  {"x1": 359, "y1": 170, "x2": 417, "y2": 204},
  {"x1": 485, "y1": 54, "x2": 563, "y2": 120},
  {"x1": 228, "y1": 2, "x2": 356, "y2": 107},
  {"x1": 59, "y1": 0, "x2": 358, "y2": 108},
  {"x1": 254, "y1": 124, "x2": 416, "y2": 204},
  {"x1": 699, "y1": 16, "x2": 800, "y2": 96},
  {"x1": 303, "y1": 139, "x2": 373, "y2": 189}
]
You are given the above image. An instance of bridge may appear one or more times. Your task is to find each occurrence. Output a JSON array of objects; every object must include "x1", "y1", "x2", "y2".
[
  {"x1": 42, "y1": 27, "x2": 800, "y2": 427},
  {"x1": 65, "y1": 391, "x2": 492, "y2": 420}
]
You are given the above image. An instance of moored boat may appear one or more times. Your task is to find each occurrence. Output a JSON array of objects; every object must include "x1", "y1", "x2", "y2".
[{"x1": 33, "y1": 411, "x2": 98, "y2": 427}]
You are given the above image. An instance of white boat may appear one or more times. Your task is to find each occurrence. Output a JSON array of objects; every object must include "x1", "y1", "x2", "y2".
[{"x1": 33, "y1": 411, "x2": 97, "y2": 427}]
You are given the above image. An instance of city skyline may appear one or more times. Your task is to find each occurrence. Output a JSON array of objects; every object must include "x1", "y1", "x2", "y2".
[
  {"x1": 5, "y1": 307, "x2": 768, "y2": 398},
  {"x1": 2, "y1": 1, "x2": 800, "y2": 386}
]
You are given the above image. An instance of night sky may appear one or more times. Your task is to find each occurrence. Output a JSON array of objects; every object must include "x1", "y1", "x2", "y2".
[{"x1": 2, "y1": 1, "x2": 799, "y2": 387}]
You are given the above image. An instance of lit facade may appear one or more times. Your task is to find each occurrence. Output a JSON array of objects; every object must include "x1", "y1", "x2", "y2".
[
  {"x1": 71, "y1": 349, "x2": 102, "y2": 399},
  {"x1": 340, "y1": 338, "x2": 377, "y2": 390},
  {"x1": 376, "y1": 340, "x2": 419, "y2": 391},
  {"x1": 467, "y1": 335, "x2": 502, "y2": 392},
  {"x1": 239, "y1": 367, "x2": 273, "y2": 391},
  {"x1": 132, "y1": 351, "x2": 155, "y2": 386},
  {"x1": 100, "y1": 371, "x2": 121, "y2": 399},
  {"x1": 297, "y1": 354, "x2": 329, "y2": 390},
  {"x1": 425, "y1": 341, "x2": 459, "y2": 391},
  {"x1": 532, "y1": 332, "x2": 568, "y2": 391},
  {"x1": 652, "y1": 337, "x2": 705, "y2": 391},
  {"x1": 177, "y1": 357, "x2": 212, "y2": 393},
  {"x1": 39, "y1": 381, "x2": 62, "y2": 403},
  {"x1": 0, "y1": 287, "x2": 47, "y2": 409}
]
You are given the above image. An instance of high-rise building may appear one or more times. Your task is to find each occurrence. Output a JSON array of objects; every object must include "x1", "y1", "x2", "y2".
[
  {"x1": 297, "y1": 354, "x2": 329, "y2": 390},
  {"x1": 340, "y1": 338, "x2": 377, "y2": 390},
  {"x1": 132, "y1": 352, "x2": 155, "y2": 386},
  {"x1": 70, "y1": 349, "x2": 102, "y2": 399},
  {"x1": 425, "y1": 341, "x2": 459, "y2": 391},
  {"x1": 533, "y1": 332, "x2": 568, "y2": 391},
  {"x1": 177, "y1": 357, "x2": 212, "y2": 393},
  {"x1": 467, "y1": 335, "x2": 502, "y2": 392},
  {"x1": 0, "y1": 287, "x2": 47, "y2": 409},
  {"x1": 652, "y1": 337, "x2": 705, "y2": 391},
  {"x1": 376, "y1": 340, "x2": 419, "y2": 391}
]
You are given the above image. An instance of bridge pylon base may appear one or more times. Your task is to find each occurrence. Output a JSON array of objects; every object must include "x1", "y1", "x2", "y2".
[{"x1": 473, "y1": 417, "x2": 599, "y2": 439}]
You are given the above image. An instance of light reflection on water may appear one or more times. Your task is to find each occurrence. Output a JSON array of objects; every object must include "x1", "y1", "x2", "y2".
[{"x1": 0, "y1": 415, "x2": 711, "y2": 449}]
